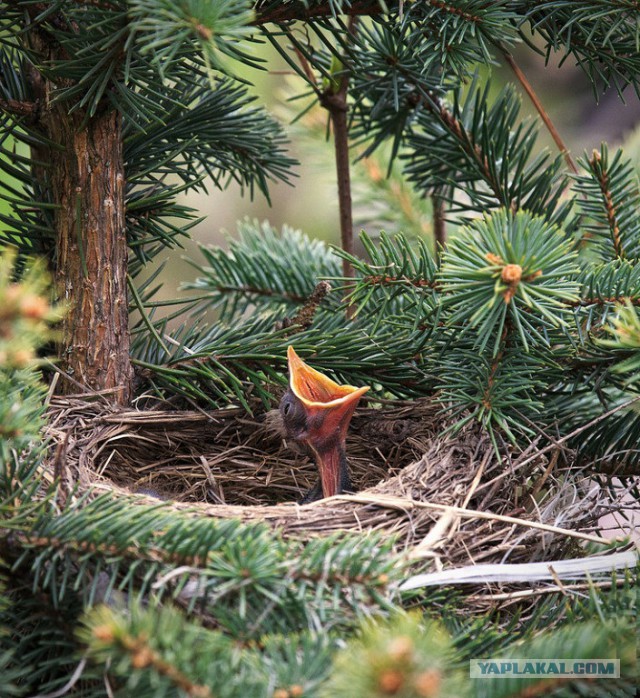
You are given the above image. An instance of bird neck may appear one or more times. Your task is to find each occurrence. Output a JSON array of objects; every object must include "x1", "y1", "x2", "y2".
[{"x1": 312, "y1": 440, "x2": 350, "y2": 498}]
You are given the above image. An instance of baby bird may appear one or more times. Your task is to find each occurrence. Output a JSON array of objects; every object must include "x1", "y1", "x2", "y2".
[{"x1": 279, "y1": 346, "x2": 369, "y2": 503}]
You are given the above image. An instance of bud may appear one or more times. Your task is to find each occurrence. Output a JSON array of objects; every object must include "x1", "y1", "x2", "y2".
[
  {"x1": 92, "y1": 624, "x2": 115, "y2": 642},
  {"x1": 387, "y1": 635, "x2": 414, "y2": 662},
  {"x1": 501, "y1": 264, "x2": 522, "y2": 284},
  {"x1": 10, "y1": 348, "x2": 34, "y2": 368},
  {"x1": 20, "y1": 294, "x2": 49, "y2": 320},
  {"x1": 485, "y1": 252, "x2": 505, "y2": 266},
  {"x1": 378, "y1": 669, "x2": 404, "y2": 694},
  {"x1": 414, "y1": 669, "x2": 442, "y2": 697},
  {"x1": 131, "y1": 646, "x2": 153, "y2": 669}
]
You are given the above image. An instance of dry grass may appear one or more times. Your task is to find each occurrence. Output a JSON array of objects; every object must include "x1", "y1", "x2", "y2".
[{"x1": 43, "y1": 394, "x2": 624, "y2": 574}]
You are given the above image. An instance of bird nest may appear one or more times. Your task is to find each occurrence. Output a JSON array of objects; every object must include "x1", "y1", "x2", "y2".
[{"x1": 43, "y1": 393, "x2": 620, "y2": 574}]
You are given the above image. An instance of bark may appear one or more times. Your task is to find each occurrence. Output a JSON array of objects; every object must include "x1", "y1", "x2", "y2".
[
  {"x1": 26, "y1": 37, "x2": 132, "y2": 403},
  {"x1": 48, "y1": 106, "x2": 131, "y2": 403}
]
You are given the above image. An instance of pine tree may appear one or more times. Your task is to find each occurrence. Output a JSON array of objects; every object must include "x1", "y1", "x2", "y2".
[{"x1": 1, "y1": 1, "x2": 639, "y2": 696}]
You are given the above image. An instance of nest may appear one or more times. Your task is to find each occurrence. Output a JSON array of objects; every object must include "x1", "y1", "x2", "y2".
[{"x1": 43, "y1": 394, "x2": 621, "y2": 574}]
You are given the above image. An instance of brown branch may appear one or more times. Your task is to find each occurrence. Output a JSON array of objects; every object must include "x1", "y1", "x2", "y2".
[
  {"x1": 316, "y1": 16, "x2": 359, "y2": 316},
  {"x1": 481, "y1": 324, "x2": 509, "y2": 411},
  {"x1": 252, "y1": 0, "x2": 485, "y2": 26},
  {"x1": 92, "y1": 626, "x2": 212, "y2": 697},
  {"x1": 253, "y1": 0, "x2": 386, "y2": 25},
  {"x1": 363, "y1": 274, "x2": 439, "y2": 290},
  {"x1": 501, "y1": 49, "x2": 579, "y2": 175},
  {"x1": 0, "y1": 97, "x2": 40, "y2": 121},
  {"x1": 292, "y1": 45, "x2": 319, "y2": 87},
  {"x1": 590, "y1": 149, "x2": 625, "y2": 258},
  {"x1": 324, "y1": 92, "x2": 354, "y2": 279},
  {"x1": 513, "y1": 676, "x2": 598, "y2": 698},
  {"x1": 432, "y1": 192, "x2": 446, "y2": 259},
  {"x1": 414, "y1": 90, "x2": 506, "y2": 206}
]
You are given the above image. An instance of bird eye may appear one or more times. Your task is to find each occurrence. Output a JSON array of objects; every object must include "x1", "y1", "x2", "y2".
[{"x1": 283, "y1": 401, "x2": 292, "y2": 416}]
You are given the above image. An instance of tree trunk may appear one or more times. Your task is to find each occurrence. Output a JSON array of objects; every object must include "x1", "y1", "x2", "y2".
[
  {"x1": 46, "y1": 106, "x2": 131, "y2": 403},
  {"x1": 25, "y1": 28, "x2": 132, "y2": 404}
]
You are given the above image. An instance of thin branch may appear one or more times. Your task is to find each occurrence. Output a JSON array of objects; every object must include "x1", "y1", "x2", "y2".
[
  {"x1": 589, "y1": 148, "x2": 625, "y2": 258},
  {"x1": 475, "y1": 394, "x2": 640, "y2": 495},
  {"x1": 568, "y1": 295, "x2": 640, "y2": 307},
  {"x1": 92, "y1": 625, "x2": 211, "y2": 698},
  {"x1": 431, "y1": 192, "x2": 446, "y2": 259},
  {"x1": 326, "y1": 96, "x2": 354, "y2": 279},
  {"x1": 501, "y1": 49, "x2": 579, "y2": 174},
  {"x1": 324, "y1": 493, "x2": 614, "y2": 545},
  {"x1": 0, "y1": 97, "x2": 40, "y2": 121},
  {"x1": 467, "y1": 578, "x2": 625, "y2": 603},
  {"x1": 253, "y1": 0, "x2": 386, "y2": 25},
  {"x1": 318, "y1": 16, "x2": 358, "y2": 299},
  {"x1": 411, "y1": 88, "x2": 506, "y2": 205}
]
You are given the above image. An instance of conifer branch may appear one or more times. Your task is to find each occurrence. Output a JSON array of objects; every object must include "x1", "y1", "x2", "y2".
[
  {"x1": 570, "y1": 296, "x2": 640, "y2": 307},
  {"x1": 0, "y1": 97, "x2": 40, "y2": 121},
  {"x1": 589, "y1": 149, "x2": 625, "y2": 258},
  {"x1": 408, "y1": 87, "x2": 505, "y2": 207},
  {"x1": 93, "y1": 624, "x2": 213, "y2": 697},
  {"x1": 432, "y1": 193, "x2": 446, "y2": 258},
  {"x1": 501, "y1": 49, "x2": 578, "y2": 175},
  {"x1": 319, "y1": 17, "x2": 358, "y2": 283},
  {"x1": 253, "y1": 0, "x2": 386, "y2": 25}
]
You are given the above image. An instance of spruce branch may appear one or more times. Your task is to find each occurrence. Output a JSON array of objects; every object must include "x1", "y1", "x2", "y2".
[
  {"x1": 0, "y1": 97, "x2": 40, "y2": 120},
  {"x1": 182, "y1": 220, "x2": 341, "y2": 322},
  {"x1": 334, "y1": 231, "x2": 439, "y2": 326},
  {"x1": 88, "y1": 608, "x2": 213, "y2": 698},
  {"x1": 431, "y1": 192, "x2": 446, "y2": 259},
  {"x1": 279, "y1": 280, "x2": 332, "y2": 332},
  {"x1": 439, "y1": 209, "x2": 580, "y2": 355},
  {"x1": 317, "y1": 16, "x2": 359, "y2": 283},
  {"x1": 404, "y1": 79, "x2": 570, "y2": 223},
  {"x1": 501, "y1": 48, "x2": 578, "y2": 175},
  {"x1": 522, "y1": 1, "x2": 640, "y2": 97},
  {"x1": 574, "y1": 145, "x2": 640, "y2": 260},
  {"x1": 253, "y1": 0, "x2": 386, "y2": 26}
]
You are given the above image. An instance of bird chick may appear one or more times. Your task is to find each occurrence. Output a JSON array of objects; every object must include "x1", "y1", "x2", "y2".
[{"x1": 278, "y1": 346, "x2": 369, "y2": 503}]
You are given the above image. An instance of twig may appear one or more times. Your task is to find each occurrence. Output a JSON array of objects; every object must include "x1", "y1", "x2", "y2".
[
  {"x1": 431, "y1": 192, "x2": 446, "y2": 259},
  {"x1": 324, "y1": 493, "x2": 615, "y2": 545},
  {"x1": 501, "y1": 49, "x2": 578, "y2": 174},
  {"x1": 0, "y1": 97, "x2": 40, "y2": 121},
  {"x1": 253, "y1": 0, "x2": 384, "y2": 25},
  {"x1": 475, "y1": 395, "x2": 640, "y2": 495},
  {"x1": 279, "y1": 280, "x2": 332, "y2": 331},
  {"x1": 589, "y1": 148, "x2": 625, "y2": 258},
  {"x1": 529, "y1": 448, "x2": 560, "y2": 500},
  {"x1": 33, "y1": 658, "x2": 88, "y2": 698},
  {"x1": 319, "y1": 18, "x2": 359, "y2": 284}
]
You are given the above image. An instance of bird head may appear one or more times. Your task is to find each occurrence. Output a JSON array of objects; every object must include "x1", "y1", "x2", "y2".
[{"x1": 280, "y1": 345, "x2": 369, "y2": 498}]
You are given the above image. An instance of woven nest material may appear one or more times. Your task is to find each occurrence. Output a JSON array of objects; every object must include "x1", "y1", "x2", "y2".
[{"x1": 44, "y1": 395, "x2": 615, "y2": 570}]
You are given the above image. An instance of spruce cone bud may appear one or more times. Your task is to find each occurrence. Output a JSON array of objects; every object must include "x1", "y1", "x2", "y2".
[
  {"x1": 378, "y1": 668, "x2": 404, "y2": 693},
  {"x1": 414, "y1": 669, "x2": 442, "y2": 697},
  {"x1": 387, "y1": 635, "x2": 414, "y2": 662},
  {"x1": 20, "y1": 294, "x2": 49, "y2": 320},
  {"x1": 501, "y1": 264, "x2": 522, "y2": 284}
]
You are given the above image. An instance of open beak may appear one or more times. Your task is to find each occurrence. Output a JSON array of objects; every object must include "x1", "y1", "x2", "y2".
[{"x1": 287, "y1": 345, "x2": 369, "y2": 497}]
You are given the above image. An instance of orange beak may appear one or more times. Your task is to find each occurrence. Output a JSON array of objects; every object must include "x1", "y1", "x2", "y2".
[{"x1": 287, "y1": 346, "x2": 369, "y2": 498}]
